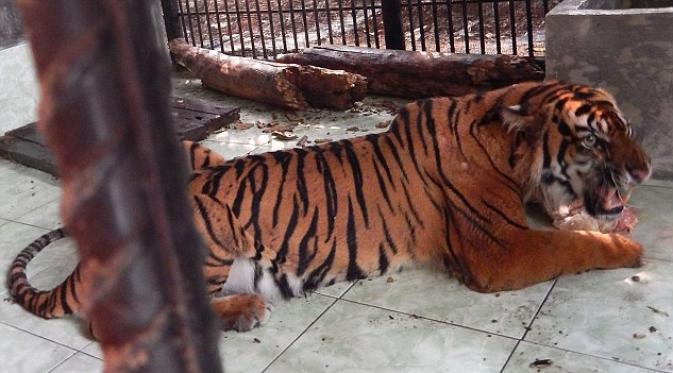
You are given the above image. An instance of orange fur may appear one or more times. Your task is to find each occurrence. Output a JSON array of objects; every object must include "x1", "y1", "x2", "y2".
[{"x1": 7, "y1": 81, "x2": 651, "y2": 332}]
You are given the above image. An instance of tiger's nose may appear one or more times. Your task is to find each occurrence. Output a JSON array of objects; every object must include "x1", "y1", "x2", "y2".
[{"x1": 629, "y1": 168, "x2": 651, "y2": 184}]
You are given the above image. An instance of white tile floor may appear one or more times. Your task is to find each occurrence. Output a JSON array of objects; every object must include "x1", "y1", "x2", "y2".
[{"x1": 1, "y1": 83, "x2": 672, "y2": 372}]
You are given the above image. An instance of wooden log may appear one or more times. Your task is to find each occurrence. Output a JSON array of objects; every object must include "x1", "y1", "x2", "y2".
[
  {"x1": 276, "y1": 45, "x2": 545, "y2": 98},
  {"x1": 169, "y1": 39, "x2": 367, "y2": 110}
]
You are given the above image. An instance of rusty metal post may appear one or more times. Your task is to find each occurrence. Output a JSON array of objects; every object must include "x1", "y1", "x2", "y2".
[
  {"x1": 14, "y1": 1, "x2": 223, "y2": 372},
  {"x1": 161, "y1": 0, "x2": 185, "y2": 41},
  {"x1": 382, "y1": 0, "x2": 405, "y2": 50}
]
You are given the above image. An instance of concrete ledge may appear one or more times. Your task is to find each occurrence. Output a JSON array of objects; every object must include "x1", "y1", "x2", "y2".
[{"x1": 546, "y1": 0, "x2": 673, "y2": 179}]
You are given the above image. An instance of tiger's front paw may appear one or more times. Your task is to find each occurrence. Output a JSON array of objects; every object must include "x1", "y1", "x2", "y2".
[
  {"x1": 211, "y1": 293, "x2": 272, "y2": 332},
  {"x1": 602, "y1": 234, "x2": 643, "y2": 269}
]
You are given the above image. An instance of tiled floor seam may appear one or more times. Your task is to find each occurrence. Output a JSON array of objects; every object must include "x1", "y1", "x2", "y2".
[
  {"x1": 499, "y1": 279, "x2": 558, "y2": 373},
  {"x1": 336, "y1": 297, "x2": 519, "y2": 342},
  {"x1": 45, "y1": 350, "x2": 79, "y2": 373},
  {"x1": 521, "y1": 340, "x2": 671, "y2": 373},
  {"x1": 0, "y1": 320, "x2": 82, "y2": 352},
  {"x1": 260, "y1": 295, "x2": 340, "y2": 373}
]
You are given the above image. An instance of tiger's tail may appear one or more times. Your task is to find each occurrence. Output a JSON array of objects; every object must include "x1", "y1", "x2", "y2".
[{"x1": 6, "y1": 228, "x2": 83, "y2": 319}]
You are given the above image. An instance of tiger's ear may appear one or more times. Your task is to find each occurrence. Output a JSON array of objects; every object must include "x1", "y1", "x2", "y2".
[{"x1": 500, "y1": 105, "x2": 535, "y2": 132}]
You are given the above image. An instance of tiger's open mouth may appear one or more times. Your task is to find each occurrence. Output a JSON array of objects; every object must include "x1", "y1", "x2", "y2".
[{"x1": 585, "y1": 185, "x2": 625, "y2": 219}]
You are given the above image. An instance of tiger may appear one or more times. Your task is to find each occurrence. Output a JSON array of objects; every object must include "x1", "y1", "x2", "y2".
[{"x1": 7, "y1": 80, "x2": 651, "y2": 332}]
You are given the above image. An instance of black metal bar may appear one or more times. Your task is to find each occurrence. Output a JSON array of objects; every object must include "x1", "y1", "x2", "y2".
[
  {"x1": 325, "y1": 0, "x2": 334, "y2": 44},
  {"x1": 276, "y1": 0, "x2": 288, "y2": 53},
  {"x1": 477, "y1": 0, "x2": 485, "y2": 54},
  {"x1": 191, "y1": 0, "x2": 205, "y2": 47},
  {"x1": 161, "y1": 0, "x2": 184, "y2": 40},
  {"x1": 493, "y1": 0, "x2": 501, "y2": 54},
  {"x1": 525, "y1": 0, "x2": 534, "y2": 56},
  {"x1": 370, "y1": 0, "x2": 380, "y2": 49},
  {"x1": 543, "y1": 0, "x2": 549, "y2": 13},
  {"x1": 203, "y1": 0, "x2": 216, "y2": 49},
  {"x1": 461, "y1": 0, "x2": 469, "y2": 53},
  {"x1": 254, "y1": 0, "x2": 267, "y2": 58},
  {"x1": 176, "y1": 0, "x2": 190, "y2": 43},
  {"x1": 362, "y1": 0, "x2": 372, "y2": 48},
  {"x1": 15, "y1": 1, "x2": 224, "y2": 370},
  {"x1": 288, "y1": 0, "x2": 299, "y2": 50},
  {"x1": 243, "y1": 0, "x2": 257, "y2": 58},
  {"x1": 382, "y1": 0, "x2": 404, "y2": 50},
  {"x1": 416, "y1": 0, "x2": 426, "y2": 51},
  {"x1": 212, "y1": 0, "x2": 226, "y2": 53},
  {"x1": 337, "y1": 1, "x2": 347, "y2": 45},
  {"x1": 223, "y1": 0, "x2": 237, "y2": 53},
  {"x1": 407, "y1": 0, "x2": 416, "y2": 50},
  {"x1": 431, "y1": 0, "x2": 440, "y2": 51},
  {"x1": 300, "y1": 0, "x2": 310, "y2": 48},
  {"x1": 233, "y1": 0, "x2": 246, "y2": 56},
  {"x1": 313, "y1": 0, "x2": 321, "y2": 46},
  {"x1": 508, "y1": 0, "x2": 517, "y2": 54},
  {"x1": 445, "y1": 0, "x2": 455, "y2": 52},
  {"x1": 266, "y1": 0, "x2": 278, "y2": 55},
  {"x1": 183, "y1": 0, "x2": 197, "y2": 46},
  {"x1": 350, "y1": 0, "x2": 360, "y2": 47}
]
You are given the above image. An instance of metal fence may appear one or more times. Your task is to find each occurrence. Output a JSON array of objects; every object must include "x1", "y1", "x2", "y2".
[{"x1": 172, "y1": 0, "x2": 561, "y2": 59}]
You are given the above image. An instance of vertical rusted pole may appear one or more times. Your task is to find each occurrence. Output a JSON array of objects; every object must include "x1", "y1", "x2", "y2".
[
  {"x1": 14, "y1": 1, "x2": 223, "y2": 372},
  {"x1": 161, "y1": 0, "x2": 185, "y2": 40},
  {"x1": 382, "y1": 0, "x2": 405, "y2": 50}
]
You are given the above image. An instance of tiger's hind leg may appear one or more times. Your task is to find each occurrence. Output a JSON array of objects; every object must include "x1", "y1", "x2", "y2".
[
  {"x1": 211, "y1": 293, "x2": 272, "y2": 331},
  {"x1": 192, "y1": 194, "x2": 273, "y2": 331}
]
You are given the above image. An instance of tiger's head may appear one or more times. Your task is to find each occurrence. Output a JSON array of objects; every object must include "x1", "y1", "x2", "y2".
[{"x1": 503, "y1": 82, "x2": 652, "y2": 223}]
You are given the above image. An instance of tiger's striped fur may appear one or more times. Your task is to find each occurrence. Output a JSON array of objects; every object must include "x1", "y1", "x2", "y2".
[{"x1": 7, "y1": 81, "x2": 651, "y2": 331}]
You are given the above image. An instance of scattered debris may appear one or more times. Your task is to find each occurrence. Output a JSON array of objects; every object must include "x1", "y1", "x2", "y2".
[
  {"x1": 271, "y1": 131, "x2": 298, "y2": 141},
  {"x1": 296, "y1": 135, "x2": 309, "y2": 148},
  {"x1": 631, "y1": 275, "x2": 641, "y2": 282},
  {"x1": 3, "y1": 297, "x2": 14, "y2": 304},
  {"x1": 388, "y1": 315, "x2": 395, "y2": 320},
  {"x1": 285, "y1": 112, "x2": 303, "y2": 123},
  {"x1": 649, "y1": 326, "x2": 658, "y2": 333},
  {"x1": 253, "y1": 337, "x2": 261, "y2": 343},
  {"x1": 233, "y1": 120, "x2": 254, "y2": 130},
  {"x1": 313, "y1": 138, "x2": 331, "y2": 144},
  {"x1": 263, "y1": 122, "x2": 296, "y2": 133},
  {"x1": 386, "y1": 276, "x2": 395, "y2": 283},
  {"x1": 647, "y1": 306, "x2": 670, "y2": 317},
  {"x1": 529, "y1": 359, "x2": 553, "y2": 368},
  {"x1": 346, "y1": 126, "x2": 360, "y2": 132},
  {"x1": 494, "y1": 293, "x2": 501, "y2": 298},
  {"x1": 491, "y1": 319, "x2": 498, "y2": 323},
  {"x1": 410, "y1": 314, "x2": 420, "y2": 319},
  {"x1": 375, "y1": 121, "x2": 389, "y2": 128},
  {"x1": 633, "y1": 333, "x2": 646, "y2": 339}
]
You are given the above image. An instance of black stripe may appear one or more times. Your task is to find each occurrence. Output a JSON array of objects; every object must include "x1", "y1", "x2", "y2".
[
  {"x1": 383, "y1": 136, "x2": 409, "y2": 182},
  {"x1": 297, "y1": 206, "x2": 320, "y2": 276},
  {"x1": 378, "y1": 207, "x2": 399, "y2": 254},
  {"x1": 365, "y1": 134, "x2": 395, "y2": 188},
  {"x1": 194, "y1": 196, "x2": 227, "y2": 248},
  {"x1": 416, "y1": 100, "x2": 429, "y2": 155},
  {"x1": 344, "y1": 141, "x2": 370, "y2": 228},
  {"x1": 401, "y1": 107, "x2": 429, "y2": 184},
  {"x1": 304, "y1": 240, "x2": 337, "y2": 291},
  {"x1": 315, "y1": 149, "x2": 338, "y2": 241},
  {"x1": 482, "y1": 198, "x2": 528, "y2": 230},
  {"x1": 272, "y1": 151, "x2": 292, "y2": 227},
  {"x1": 372, "y1": 157, "x2": 394, "y2": 212},
  {"x1": 295, "y1": 149, "x2": 310, "y2": 215},
  {"x1": 272, "y1": 196, "x2": 301, "y2": 270},
  {"x1": 378, "y1": 243, "x2": 389, "y2": 275},
  {"x1": 346, "y1": 197, "x2": 366, "y2": 281}
]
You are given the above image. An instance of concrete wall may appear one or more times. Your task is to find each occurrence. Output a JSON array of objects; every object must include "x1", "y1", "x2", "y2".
[
  {"x1": 546, "y1": 0, "x2": 673, "y2": 179},
  {"x1": 0, "y1": 0, "x2": 37, "y2": 135}
]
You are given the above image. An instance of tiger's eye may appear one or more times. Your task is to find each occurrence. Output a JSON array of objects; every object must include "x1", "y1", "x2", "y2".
[{"x1": 582, "y1": 135, "x2": 597, "y2": 148}]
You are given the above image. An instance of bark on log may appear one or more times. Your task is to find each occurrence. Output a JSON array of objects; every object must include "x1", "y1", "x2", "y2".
[
  {"x1": 276, "y1": 45, "x2": 544, "y2": 98},
  {"x1": 169, "y1": 40, "x2": 367, "y2": 110}
]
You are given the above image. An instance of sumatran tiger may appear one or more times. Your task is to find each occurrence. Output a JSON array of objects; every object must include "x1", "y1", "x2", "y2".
[{"x1": 7, "y1": 81, "x2": 652, "y2": 332}]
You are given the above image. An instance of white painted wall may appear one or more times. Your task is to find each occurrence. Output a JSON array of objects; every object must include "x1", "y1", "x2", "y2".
[{"x1": 0, "y1": 42, "x2": 38, "y2": 134}]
